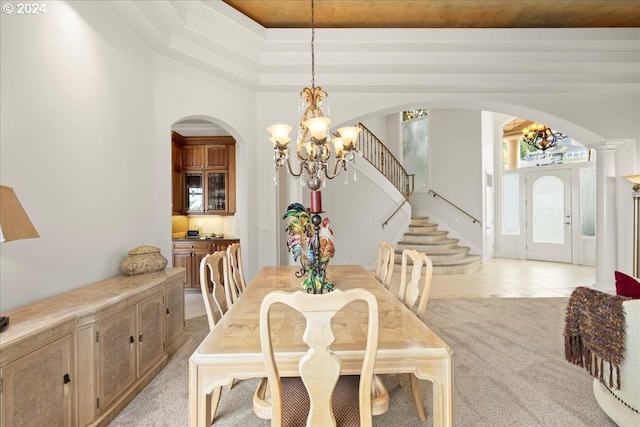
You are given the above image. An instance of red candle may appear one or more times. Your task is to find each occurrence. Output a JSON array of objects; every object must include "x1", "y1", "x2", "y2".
[{"x1": 310, "y1": 190, "x2": 322, "y2": 213}]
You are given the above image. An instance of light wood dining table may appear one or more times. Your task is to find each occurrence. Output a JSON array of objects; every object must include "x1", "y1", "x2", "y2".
[{"x1": 189, "y1": 264, "x2": 453, "y2": 426}]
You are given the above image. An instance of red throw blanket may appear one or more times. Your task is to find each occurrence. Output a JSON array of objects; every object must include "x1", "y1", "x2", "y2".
[{"x1": 564, "y1": 286, "x2": 629, "y2": 389}]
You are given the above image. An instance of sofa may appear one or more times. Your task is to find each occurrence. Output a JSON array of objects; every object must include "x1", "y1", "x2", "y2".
[{"x1": 592, "y1": 297, "x2": 640, "y2": 426}]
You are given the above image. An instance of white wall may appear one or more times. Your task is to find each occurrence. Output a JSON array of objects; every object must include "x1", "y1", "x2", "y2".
[
  {"x1": 411, "y1": 109, "x2": 484, "y2": 253},
  {"x1": 1, "y1": 2, "x2": 157, "y2": 311}
]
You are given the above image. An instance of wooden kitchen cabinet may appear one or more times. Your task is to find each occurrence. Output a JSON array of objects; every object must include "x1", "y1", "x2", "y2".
[
  {"x1": 182, "y1": 144, "x2": 205, "y2": 169},
  {"x1": 0, "y1": 269, "x2": 186, "y2": 427},
  {"x1": 172, "y1": 241, "x2": 212, "y2": 289},
  {"x1": 176, "y1": 135, "x2": 236, "y2": 215},
  {"x1": 0, "y1": 333, "x2": 75, "y2": 427},
  {"x1": 205, "y1": 144, "x2": 228, "y2": 169},
  {"x1": 171, "y1": 137, "x2": 183, "y2": 215},
  {"x1": 172, "y1": 239, "x2": 239, "y2": 289}
]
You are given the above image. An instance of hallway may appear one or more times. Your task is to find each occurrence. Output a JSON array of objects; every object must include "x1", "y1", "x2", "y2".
[{"x1": 420, "y1": 257, "x2": 594, "y2": 298}]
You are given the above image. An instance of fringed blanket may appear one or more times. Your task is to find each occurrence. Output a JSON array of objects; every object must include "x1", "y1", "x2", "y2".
[{"x1": 564, "y1": 286, "x2": 629, "y2": 389}]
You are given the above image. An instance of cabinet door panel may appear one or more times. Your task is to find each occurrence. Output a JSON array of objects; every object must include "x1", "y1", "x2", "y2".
[
  {"x1": 97, "y1": 307, "x2": 137, "y2": 413},
  {"x1": 185, "y1": 172, "x2": 204, "y2": 212},
  {"x1": 1, "y1": 335, "x2": 74, "y2": 427},
  {"x1": 193, "y1": 249, "x2": 211, "y2": 288},
  {"x1": 206, "y1": 145, "x2": 228, "y2": 168},
  {"x1": 165, "y1": 278, "x2": 185, "y2": 348},
  {"x1": 137, "y1": 293, "x2": 165, "y2": 376},
  {"x1": 183, "y1": 145, "x2": 204, "y2": 169},
  {"x1": 206, "y1": 171, "x2": 228, "y2": 212}
]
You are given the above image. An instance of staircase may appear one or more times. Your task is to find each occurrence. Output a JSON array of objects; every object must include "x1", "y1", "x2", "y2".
[{"x1": 394, "y1": 217, "x2": 481, "y2": 274}]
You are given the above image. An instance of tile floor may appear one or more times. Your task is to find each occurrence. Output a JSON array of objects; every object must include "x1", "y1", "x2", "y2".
[{"x1": 185, "y1": 258, "x2": 596, "y2": 319}]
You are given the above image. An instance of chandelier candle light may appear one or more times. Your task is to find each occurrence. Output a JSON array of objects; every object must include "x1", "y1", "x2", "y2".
[
  {"x1": 268, "y1": 0, "x2": 360, "y2": 292},
  {"x1": 521, "y1": 122, "x2": 567, "y2": 152}
]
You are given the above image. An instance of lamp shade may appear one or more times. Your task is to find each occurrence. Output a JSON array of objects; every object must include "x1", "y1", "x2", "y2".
[
  {"x1": 267, "y1": 124, "x2": 292, "y2": 145},
  {"x1": 0, "y1": 185, "x2": 39, "y2": 243},
  {"x1": 303, "y1": 116, "x2": 331, "y2": 140},
  {"x1": 337, "y1": 126, "x2": 361, "y2": 149},
  {"x1": 332, "y1": 137, "x2": 344, "y2": 156},
  {"x1": 623, "y1": 174, "x2": 640, "y2": 185}
]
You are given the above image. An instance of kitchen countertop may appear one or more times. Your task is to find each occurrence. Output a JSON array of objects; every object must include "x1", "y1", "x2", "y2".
[{"x1": 172, "y1": 237, "x2": 239, "y2": 242}]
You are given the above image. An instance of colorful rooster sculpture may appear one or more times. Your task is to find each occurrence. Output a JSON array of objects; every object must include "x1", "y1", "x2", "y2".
[{"x1": 283, "y1": 202, "x2": 335, "y2": 292}]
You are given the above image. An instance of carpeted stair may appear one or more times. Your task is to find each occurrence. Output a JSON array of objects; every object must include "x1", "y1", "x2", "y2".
[{"x1": 394, "y1": 216, "x2": 481, "y2": 274}]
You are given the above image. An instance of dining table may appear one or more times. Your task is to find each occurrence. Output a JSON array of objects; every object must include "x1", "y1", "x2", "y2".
[{"x1": 189, "y1": 264, "x2": 454, "y2": 426}]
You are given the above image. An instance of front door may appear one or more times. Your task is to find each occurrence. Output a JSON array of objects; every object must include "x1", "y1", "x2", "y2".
[{"x1": 525, "y1": 169, "x2": 572, "y2": 263}]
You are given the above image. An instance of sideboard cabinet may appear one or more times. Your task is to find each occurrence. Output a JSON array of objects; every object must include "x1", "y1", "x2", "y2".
[{"x1": 0, "y1": 268, "x2": 186, "y2": 427}]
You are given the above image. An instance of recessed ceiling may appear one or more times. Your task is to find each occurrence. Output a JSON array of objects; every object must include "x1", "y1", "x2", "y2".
[{"x1": 223, "y1": 0, "x2": 640, "y2": 29}]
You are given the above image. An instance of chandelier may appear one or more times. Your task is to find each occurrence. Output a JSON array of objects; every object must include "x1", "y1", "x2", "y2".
[
  {"x1": 267, "y1": 0, "x2": 361, "y2": 198},
  {"x1": 521, "y1": 122, "x2": 567, "y2": 151}
]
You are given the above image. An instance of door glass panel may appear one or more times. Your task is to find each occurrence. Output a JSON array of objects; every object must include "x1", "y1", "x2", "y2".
[
  {"x1": 208, "y1": 172, "x2": 226, "y2": 211},
  {"x1": 185, "y1": 173, "x2": 203, "y2": 211},
  {"x1": 502, "y1": 174, "x2": 519, "y2": 234},
  {"x1": 532, "y1": 176, "x2": 564, "y2": 244},
  {"x1": 580, "y1": 167, "x2": 596, "y2": 237}
]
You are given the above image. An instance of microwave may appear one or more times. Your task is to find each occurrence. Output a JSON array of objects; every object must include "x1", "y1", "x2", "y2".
[{"x1": 187, "y1": 230, "x2": 199, "y2": 238}]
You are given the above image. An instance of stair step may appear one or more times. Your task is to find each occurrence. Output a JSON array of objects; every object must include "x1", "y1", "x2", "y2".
[
  {"x1": 402, "y1": 230, "x2": 449, "y2": 242},
  {"x1": 408, "y1": 224, "x2": 439, "y2": 233},
  {"x1": 397, "y1": 239, "x2": 460, "y2": 251},
  {"x1": 392, "y1": 216, "x2": 481, "y2": 275},
  {"x1": 433, "y1": 256, "x2": 482, "y2": 274},
  {"x1": 395, "y1": 246, "x2": 470, "y2": 261},
  {"x1": 410, "y1": 216, "x2": 430, "y2": 226},
  {"x1": 393, "y1": 255, "x2": 482, "y2": 275}
]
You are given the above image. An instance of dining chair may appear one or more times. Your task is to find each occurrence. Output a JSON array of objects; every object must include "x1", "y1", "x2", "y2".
[
  {"x1": 397, "y1": 248, "x2": 434, "y2": 422},
  {"x1": 200, "y1": 251, "x2": 230, "y2": 330},
  {"x1": 227, "y1": 242, "x2": 247, "y2": 302},
  {"x1": 199, "y1": 251, "x2": 231, "y2": 424},
  {"x1": 253, "y1": 288, "x2": 389, "y2": 427},
  {"x1": 374, "y1": 241, "x2": 395, "y2": 289},
  {"x1": 201, "y1": 249, "x2": 261, "y2": 415}
]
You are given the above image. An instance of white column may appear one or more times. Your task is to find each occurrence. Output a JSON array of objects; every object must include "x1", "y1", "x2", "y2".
[
  {"x1": 593, "y1": 141, "x2": 625, "y2": 292},
  {"x1": 504, "y1": 135, "x2": 521, "y2": 170}
]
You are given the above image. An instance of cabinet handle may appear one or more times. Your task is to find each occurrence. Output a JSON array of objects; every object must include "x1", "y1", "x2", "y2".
[
  {"x1": 129, "y1": 335, "x2": 135, "y2": 344},
  {"x1": 63, "y1": 373, "x2": 71, "y2": 397},
  {"x1": 139, "y1": 334, "x2": 143, "y2": 343},
  {"x1": 166, "y1": 308, "x2": 171, "y2": 314}
]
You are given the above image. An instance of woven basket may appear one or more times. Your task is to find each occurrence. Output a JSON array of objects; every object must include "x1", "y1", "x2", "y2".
[{"x1": 121, "y1": 245, "x2": 167, "y2": 276}]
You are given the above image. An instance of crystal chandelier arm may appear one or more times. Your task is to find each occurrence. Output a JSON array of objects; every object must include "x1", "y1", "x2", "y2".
[
  {"x1": 283, "y1": 157, "x2": 304, "y2": 178},
  {"x1": 324, "y1": 156, "x2": 346, "y2": 180}
]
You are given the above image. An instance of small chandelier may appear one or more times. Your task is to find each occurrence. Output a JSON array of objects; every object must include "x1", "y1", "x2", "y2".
[
  {"x1": 521, "y1": 122, "x2": 567, "y2": 151},
  {"x1": 267, "y1": 0, "x2": 360, "y2": 193}
]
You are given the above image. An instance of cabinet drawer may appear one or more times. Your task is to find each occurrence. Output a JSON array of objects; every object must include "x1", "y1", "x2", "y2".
[{"x1": 172, "y1": 241, "x2": 212, "y2": 251}]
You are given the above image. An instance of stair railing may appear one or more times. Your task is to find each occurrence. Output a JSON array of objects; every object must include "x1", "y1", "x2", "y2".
[
  {"x1": 355, "y1": 122, "x2": 415, "y2": 227},
  {"x1": 428, "y1": 190, "x2": 482, "y2": 226},
  {"x1": 381, "y1": 199, "x2": 407, "y2": 229},
  {"x1": 356, "y1": 122, "x2": 414, "y2": 197}
]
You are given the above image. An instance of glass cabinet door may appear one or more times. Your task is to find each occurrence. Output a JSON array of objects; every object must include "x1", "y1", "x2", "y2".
[
  {"x1": 207, "y1": 172, "x2": 227, "y2": 212},
  {"x1": 185, "y1": 173, "x2": 204, "y2": 212}
]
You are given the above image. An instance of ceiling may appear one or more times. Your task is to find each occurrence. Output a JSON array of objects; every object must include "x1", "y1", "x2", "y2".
[{"x1": 222, "y1": 0, "x2": 640, "y2": 29}]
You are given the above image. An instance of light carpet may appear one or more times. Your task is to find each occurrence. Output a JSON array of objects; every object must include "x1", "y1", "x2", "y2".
[{"x1": 108, "y1": 297, "x2": 616, "y2": 426}]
